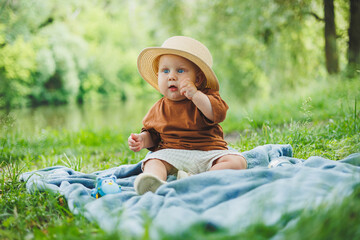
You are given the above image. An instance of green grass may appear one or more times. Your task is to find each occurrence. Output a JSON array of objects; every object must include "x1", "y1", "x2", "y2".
[{"x1": 0, "y1": 77, "x2": 359, "y2": 239}]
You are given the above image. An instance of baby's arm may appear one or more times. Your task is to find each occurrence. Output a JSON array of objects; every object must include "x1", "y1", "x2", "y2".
[
  {"x1": 191, "y1": 91, "x2": 214, "y2": 121},
  {"x1": 128, "y1": 131, "x2": 155, "y2": 152},
  {"x1": 180, "y1": 79, "x2": 214, "y2": 121}
]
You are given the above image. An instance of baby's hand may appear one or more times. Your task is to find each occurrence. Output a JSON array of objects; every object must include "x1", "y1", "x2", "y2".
[
  {"x1": 128, "y1": 133, "x2": 144, "y2": 152},
  {"x1": 179, "y1": 79, "x2": 198, "y2": 100}
]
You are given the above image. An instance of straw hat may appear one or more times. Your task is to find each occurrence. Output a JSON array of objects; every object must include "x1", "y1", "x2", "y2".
[{"x1": 137, "y1": 36, "x2": 219, "y2": 91}]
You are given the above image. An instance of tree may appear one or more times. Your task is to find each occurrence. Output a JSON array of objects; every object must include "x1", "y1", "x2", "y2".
[
  {"x1": 324, "y1": 0, "x2": 339, "y2": 74},
  {"x1": 348, "y1": 0, "x2": 360, "y2": 75}
]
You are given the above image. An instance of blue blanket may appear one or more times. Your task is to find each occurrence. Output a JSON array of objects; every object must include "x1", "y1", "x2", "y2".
[{"x1": 20, "y1": 144, "x2": 360, "y2": 238}]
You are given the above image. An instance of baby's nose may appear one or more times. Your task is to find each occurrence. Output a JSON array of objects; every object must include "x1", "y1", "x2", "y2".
[{"x1": 168, "y1": 72, "x2": 176, "y2": 80}]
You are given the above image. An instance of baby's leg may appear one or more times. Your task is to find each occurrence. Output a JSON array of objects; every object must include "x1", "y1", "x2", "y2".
[
  {"x1": 143, "y1": 158, "x2": 175, "y2": 181},
  {"x1": 135, "y1": 159, "x2": 175, "y2": 195},
  {"x1": 210, "y1": 154, "x2": 247, "y2": 171}
]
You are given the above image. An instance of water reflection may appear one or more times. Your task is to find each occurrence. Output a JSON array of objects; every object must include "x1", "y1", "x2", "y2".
[{"x1": 1, "y1": 98, "x2": 156, "y2": 135}]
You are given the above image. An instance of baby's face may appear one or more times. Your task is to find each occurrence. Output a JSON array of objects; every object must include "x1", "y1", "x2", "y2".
[{"x1": 157, "y1": 54, "x2": 198, "y2": 101}]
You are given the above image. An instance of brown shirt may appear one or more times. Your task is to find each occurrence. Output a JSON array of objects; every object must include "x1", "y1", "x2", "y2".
[{"x1": 142, "y1": 89, "x2": 229, "y2": 151}]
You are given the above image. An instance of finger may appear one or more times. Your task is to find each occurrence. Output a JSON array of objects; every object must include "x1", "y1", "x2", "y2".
[
  {"x1": 128, "y1": 137, "x2": 136, "y2": 145},
  {"x1": 181, "y1": 89, "x2": 189, "y2": 96},
  {"x1": 183, "y1": 79, "x2": 195, "y2": 87},
  {"x1": 181, "y1": 84, "x2": 195, "y2": 95},
  {"x1": 133, "y1": 145, "x2": 142, "y2": 152},
  {"x1": 129, "y1": 142, "x2": 140, "y2": 148},
  {"x1": 180, "y1": 80, "x2": 191, "y2": 88},
  {"x1": 129, "y1": 146, "x2": 139, "y2": 152},
  {"x1": 180, "y1": 88, "x2": 186, "y2": 95},
  {"x1": 129, "y1": 140, "x2": 140, "y2": 147},
  {"x1": 131, "y1": 133, "x2": 142, "y2": 142},
  {"x1": 181, "y1": 78, "x2": 191, "y2": 84}
]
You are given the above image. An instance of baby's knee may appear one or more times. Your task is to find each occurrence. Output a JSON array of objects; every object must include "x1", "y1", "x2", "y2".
[
  {"x1": 220, "y1": 155, "x2": 247, "y2": 169},
  {"x1": 143, "y1": 158, "x2": 176, "y2": 174},
  {"x1": 143, "y1": 158, "x2": 161, "y2": 167},
  {"x1": 235, "y1": 155, "x2": 247, "y2": 169}
]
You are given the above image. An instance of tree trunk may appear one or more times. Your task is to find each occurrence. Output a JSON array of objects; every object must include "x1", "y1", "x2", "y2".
[
  {"x1": 324, "y1": 0, "x2": 339, "y2": 74},
  {"x1": 348, "y1": 0, "x2": 360, "y2": 74}
]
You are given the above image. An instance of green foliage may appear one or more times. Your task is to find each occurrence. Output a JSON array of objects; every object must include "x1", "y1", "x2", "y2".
[
  {"x1": 0, "y1": 35, "x2": 37, "y2": 107},
  {"x1": 0, "y1": 0, "x2": 149, "y2": 107},
  {"x1": 32, "y1": 22, "x2": 87, "y2": 104},
  {"x1": 0, "y1": 0, "x2": 355, "y2": 108}
]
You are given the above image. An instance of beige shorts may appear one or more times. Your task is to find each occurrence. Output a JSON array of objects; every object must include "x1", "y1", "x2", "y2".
[{"x1": 142, "y1": 148, "x2": 246, "y2": 175}]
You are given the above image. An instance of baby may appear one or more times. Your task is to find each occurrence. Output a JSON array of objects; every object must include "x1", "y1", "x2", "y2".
[{"x1": 128, "y1": 36, "x2": 247, "y2": 195}]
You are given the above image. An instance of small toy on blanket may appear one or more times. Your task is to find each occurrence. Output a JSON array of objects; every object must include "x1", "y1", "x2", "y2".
[{"x1": 91, "y1": 175, "x2": 122, "y2": 199}]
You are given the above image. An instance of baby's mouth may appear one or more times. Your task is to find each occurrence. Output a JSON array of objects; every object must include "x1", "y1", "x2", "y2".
[{"x1": 169, "y1": 85, "x2": 178, "y2": 92}]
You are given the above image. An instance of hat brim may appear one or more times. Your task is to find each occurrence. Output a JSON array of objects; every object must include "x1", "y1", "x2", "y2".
[{"x1": 137, "y1": 47, "x2": 219, "y2": 91}]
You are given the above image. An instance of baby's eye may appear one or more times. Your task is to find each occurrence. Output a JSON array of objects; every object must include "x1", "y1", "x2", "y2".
[
  {"x1": 177, "y1": 69, "x2": 184, "y2": 73},
  {"x1": 163, "y1": 69, "x2": 170, "y2": 73}
]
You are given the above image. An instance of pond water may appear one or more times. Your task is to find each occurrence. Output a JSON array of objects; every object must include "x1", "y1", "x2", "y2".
[
  {"x1": 1, "y1": 96, "x2": 244, "y2": 144},
  {"x1": 1, "y1": 98, "x2": 156, "y2": 135}
]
